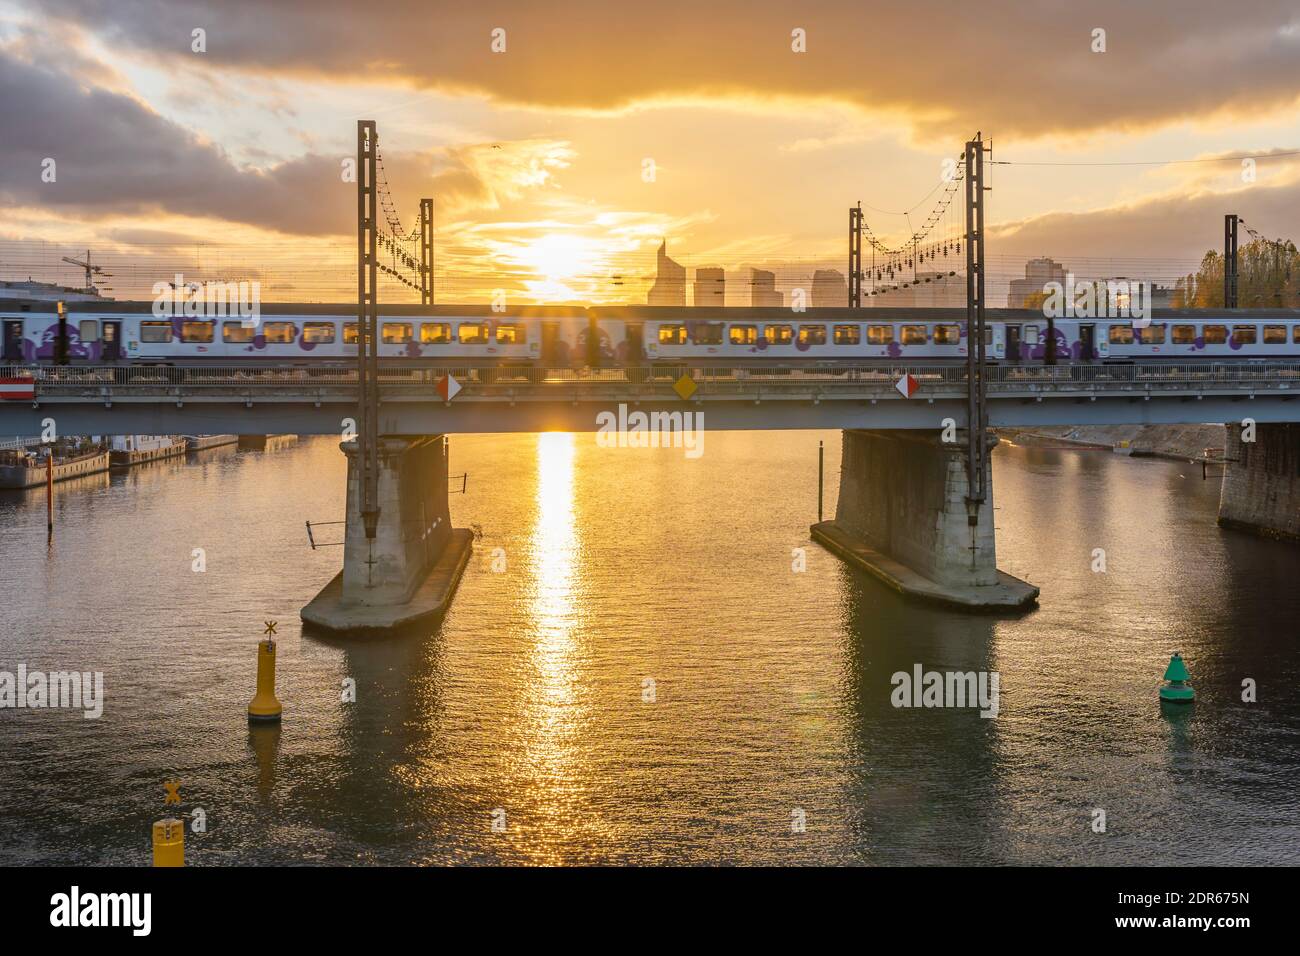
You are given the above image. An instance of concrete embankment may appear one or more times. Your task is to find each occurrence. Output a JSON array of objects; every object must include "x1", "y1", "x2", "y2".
[
  {"x1": 0, "y1": 450, "x2": 110, "y2": 488},
  {"x1": 996, "y1": 424, "x2": 1226, "y2": 461}
]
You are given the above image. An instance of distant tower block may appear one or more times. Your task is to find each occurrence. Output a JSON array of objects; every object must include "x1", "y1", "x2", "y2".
[
  {"x1": 1007, "y1": 256, "x2": 1067, "y2": 307},
  {"x1": 750, "y1": 268, "x2": 784, "y2": 307},
  {"x1": 812, "y1": 269, "x2": 849, "y2": 308},
  {"x1": 694, "y1": 267, "x2": 725, "y2": 308},
  {"x1": 647, "y1": 240, "x2": 686, "y2": 306}
]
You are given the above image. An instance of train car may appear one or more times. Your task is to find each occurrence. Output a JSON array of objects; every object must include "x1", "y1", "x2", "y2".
[
  {"x1": 1091, "y1": 312, "x2": 1300, "y2": 362},
  {"x1": 5, "y1": 299, "x2": 1299, "y2": 369},
  {"x1": 4, "y1": 302, "x2": 625, "y2": 368},
  {"x1": 596, "y1": 306, "x2": 1014, "y2": 366}
]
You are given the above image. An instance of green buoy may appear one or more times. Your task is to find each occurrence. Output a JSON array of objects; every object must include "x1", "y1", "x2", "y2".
[{"x1": 1159, "y1": 652, "x2": 1195, "y2": 704}]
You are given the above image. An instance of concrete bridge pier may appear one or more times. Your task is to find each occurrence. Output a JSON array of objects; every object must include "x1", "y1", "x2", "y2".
[
  {"x1": 812, "y1": 429, "x2": 1038, "y2": 610},
  {"x1": 301, "y1": 435, "x2": 473, "y2": 634},
  {"x1": 1218, "y1": 422, "x2": 1300, "y2": 541}
]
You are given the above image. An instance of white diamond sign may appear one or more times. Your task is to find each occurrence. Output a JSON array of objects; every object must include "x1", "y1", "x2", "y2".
[
  {"x1": 437, "y1": 373, "x2": 461, "y2": 402},
  {"x1": 894, "y1": 373, "x2": 918, "y2": 398}
]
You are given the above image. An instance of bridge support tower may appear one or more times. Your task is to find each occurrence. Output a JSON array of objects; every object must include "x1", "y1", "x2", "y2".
[
  {"x1": 812, "y1": 429, "x2": 1038, "y2": 610},
  {"x1": 1218, "y1": 422, "x2": 1300, "y2": 541},
  {"x1": 301, "y1": 435, "x2": 472, "y2": 633}
]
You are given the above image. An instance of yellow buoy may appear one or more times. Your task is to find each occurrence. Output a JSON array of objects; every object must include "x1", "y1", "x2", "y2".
[
  {"x1": 247, "y1": 638, "x2": 283, "y2": 722},
  {"x1": 152, "y1": 818, "x2": 184, "y2": 867}
]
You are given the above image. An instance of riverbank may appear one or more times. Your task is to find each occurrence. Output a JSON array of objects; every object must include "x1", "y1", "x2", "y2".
[{"x1": 995, "y1": 423, "x2": 1225, "y2": 461}]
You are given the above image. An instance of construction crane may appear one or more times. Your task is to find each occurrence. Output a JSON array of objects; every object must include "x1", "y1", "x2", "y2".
[{"x1": 60, "y1": 250, "x2": 112, "y2": 295}]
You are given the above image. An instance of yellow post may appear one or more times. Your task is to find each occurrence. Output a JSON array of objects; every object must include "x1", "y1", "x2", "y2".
[
  {"x1": 247, "y1": 638, "x2": 283, "y2": 722},
  {"x1": 152, "y1": 818, "x2": 184, "y2": 867}
]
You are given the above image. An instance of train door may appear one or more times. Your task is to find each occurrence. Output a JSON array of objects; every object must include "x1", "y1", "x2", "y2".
[
  {"x1": 102, "y1": 320, "x2": 122, "y2": 361},
  {"x1": 540, "y1": 322, "x2": 561, "y2": 365},
  {"x1": 2, "y1": 320, "x2": 22, "y2": 361},
  {"x1": 586, "y1": 316, "x2": 601, "y2": 367},
  {"x1": 986, "y1": 324, "x2": 1006, "y2": 361},
  {"x1": 625, "y1": 322, "x2": 643, "y2": 366},
  {"x1": 1079, "y1": 324, "x2": 1095, "y2": 362},
  {"x1": 1006, "y1": 324, "x2": 1022, "y2": 362}
]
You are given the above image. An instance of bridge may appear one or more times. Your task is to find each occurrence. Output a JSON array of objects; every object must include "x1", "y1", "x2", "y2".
[
  {"x1": 4, "y1": 361, "x2": 1300, "y2": 434},
  {"x1": 4, "y1": 357, "x2": 1298, "y2": 627},
  {"x1": 6, "y1": 127, "x2": 1297, "y2": 632}
]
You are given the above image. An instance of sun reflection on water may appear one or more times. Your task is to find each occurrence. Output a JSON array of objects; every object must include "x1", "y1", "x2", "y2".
[{"x1": 519, "y1": 432, "x2": 589, "y2": 854}]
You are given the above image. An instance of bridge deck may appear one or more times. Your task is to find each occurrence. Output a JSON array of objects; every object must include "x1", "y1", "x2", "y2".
[
  {"x1": 6, "y1": 362, "x2": 1300, "y2": 401},
  {"x1": 4, "y1": 362, "x2": 1298, "y2": 434}
]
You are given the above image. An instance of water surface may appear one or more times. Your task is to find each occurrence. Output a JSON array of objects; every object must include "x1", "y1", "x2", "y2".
[{"x1": 1, "y1": 433, "x2": 1297, "y2": 864}]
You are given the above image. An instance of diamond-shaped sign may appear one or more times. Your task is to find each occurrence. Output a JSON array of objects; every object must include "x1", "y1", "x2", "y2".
[
  {"x1": 894, "y1": 373, "x2": 918, "y2": 398},
  {"x1": 673, "y1": 374, "x2": 698, "y2": 400},
  {"x1": 436, "y1": 373, "x2": 461, "y2": 402}
]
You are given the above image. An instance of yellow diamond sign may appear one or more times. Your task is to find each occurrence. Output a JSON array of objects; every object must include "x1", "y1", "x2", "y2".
[{"x1": 673, "y1": 374, "x2": 698, "y2": 400}]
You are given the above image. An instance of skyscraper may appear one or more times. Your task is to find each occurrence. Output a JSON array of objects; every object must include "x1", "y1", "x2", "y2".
[
  {"x1": 693, "y1": 267, "x2": 725, "y2": 307},
  {"x1": 647, "y1": 240, "x2": 686, "y2": 306}
]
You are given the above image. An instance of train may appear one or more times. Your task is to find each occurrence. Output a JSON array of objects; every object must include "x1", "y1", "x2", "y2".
[{"x1": 3, "y1": 299, "x2": 1299, "y2": 367}]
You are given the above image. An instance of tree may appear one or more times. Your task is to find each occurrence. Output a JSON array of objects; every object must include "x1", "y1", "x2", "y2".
[{"x1": 1174, "y1": 238, "x2": 1300, "y2": 308}]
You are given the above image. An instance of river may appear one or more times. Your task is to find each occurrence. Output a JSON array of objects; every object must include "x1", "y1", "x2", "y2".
[{"x1": 1, "y1": 432, "x2": 1297, "y2": 864}]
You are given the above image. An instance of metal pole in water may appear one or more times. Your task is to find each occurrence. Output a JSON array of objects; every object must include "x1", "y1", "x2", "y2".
[
  {"x1": 45, "y1": 451, "x2": 53, "y2": 533},
  {"x1": 818, "y1": 440, "x2": 824, "y2": 523}
]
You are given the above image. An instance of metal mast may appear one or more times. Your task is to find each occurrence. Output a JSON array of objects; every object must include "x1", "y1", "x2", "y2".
[
  {"x1": 357, "y1": 120, "x2": 381, "y2": 540},
  {"x1": 964, "y1": 134, "x2": 989, "y2": 522}
]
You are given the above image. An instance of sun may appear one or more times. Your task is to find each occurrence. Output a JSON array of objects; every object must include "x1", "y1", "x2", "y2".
[{"x1": 518, "y1": 234, "x2": 599, "y2": 285}]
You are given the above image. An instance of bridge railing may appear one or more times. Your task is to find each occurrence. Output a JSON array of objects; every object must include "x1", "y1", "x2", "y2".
[{"x1": 4, "y1": 362, "x2": 1300, "y2": 396}]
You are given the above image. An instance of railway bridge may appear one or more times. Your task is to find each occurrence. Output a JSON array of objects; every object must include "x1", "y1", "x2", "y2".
[{"x1": 3, "y1": 360, "x2": 1298, "y2": 626}]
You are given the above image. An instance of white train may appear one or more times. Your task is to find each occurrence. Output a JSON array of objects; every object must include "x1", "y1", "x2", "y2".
[{"x1": 3, "y1": 300, "x2": 1298, "y2": 367}]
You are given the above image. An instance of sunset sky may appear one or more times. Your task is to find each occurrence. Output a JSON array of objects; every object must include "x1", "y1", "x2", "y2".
[{"x1": 2, "y1": 0, "x2": 1299, "y2": 303}]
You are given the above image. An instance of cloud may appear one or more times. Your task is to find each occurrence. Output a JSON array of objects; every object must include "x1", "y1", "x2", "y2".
[
  {"x1": 0, "y1": 41, "x2": 581, "y2": 237},
  {"x1": 31, "y1": 0, "x2": 1300, "y2": 139},
  {"x1": 0, "y1": 43, "x2": 356, "y2": 234},
  {"x1": 990, "y1": 173, "x2": 1300, "y2": 268}
]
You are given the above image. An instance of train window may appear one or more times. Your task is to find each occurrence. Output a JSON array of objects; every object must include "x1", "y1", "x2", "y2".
[
  {"x1": 1171, "y1": 325, "x2": 1195, "y2": 344},
  {"x1": 302, "y1": 322, "x2": 336, "y2": 344},
  {"x1": 764, "y1": 324, "x2": 793, "y2": 344},
  {"x1": 343, "y1": 323, "x2": 359, "y2": 344},
  {"x1": 1138, "y1": 325, "x2": 1165, "y2": 344},
  {"x1": 1232, "y1": 325, "x2": 1257, "y2": 344},
  {"x1": 181, "y1": 320, "x2": 214, "y2": 343},
  {"x1": 1263, "y1": 325, "x2": 1287, "y2": 344},
  {"x1": 933, "y1": 324, "x2": 960, "y2": 344},
  {"x1": 865, "y1": 325, "x2": 893, "y2": 345},
  {"x1": 798, "y1": 324, "x2": 827, "y2": 346},
  {"x1": 1294, "y1": 325, "x2": 1300, "y2": 344},
  {"x1": 223, "y1": 322, "x2": 255, "y2": 343},
  {"x1": 1024, "y1": 325, "x2": 1040, "y2": 345},
  {"x1": 420, "y1": 322, "x2": 451, "y2": 344},
  {"x1": 901, "y1": 325, "x2": 926, "y2": 345},
  {"x1": 730, "y1": 324, "x2": 758, "y2": 345},
  {"x1": 834, "y1": 325, "x2": 861, "y2": 345},
  {"x1": 457, "y1": 323, "x2": 488, "y2": 344},
  {"x1": 78, "y1": 320, "x2": 98, "y2": 342},
  {"x1": 658, "y1": 325, "x2": 687, "y2": 345},
  {"x1": 1109, "y1": 326, "x2": 1134, "y2": 345},
  {"x1": 692, "y1": 323, "x2": 724, "y2": 345},
  {"x1": 140, "y1": 321, "x2": 172, "y2": 343},
  {"x1": 496, "y1": 323, "x2": 525, "y2": 344},
  {"x1": 382, "y1": 322, "x2": 414, "y2": 344},
  {"x1": 984, "y1": 328, "x2": 993, "y2": 346},
  {"x1": 1203, "y1": 325, "x2": 1227, "y2": 344},
  {"x1": 263, "y1": 322, "x2": 295, "y2": 344}
]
